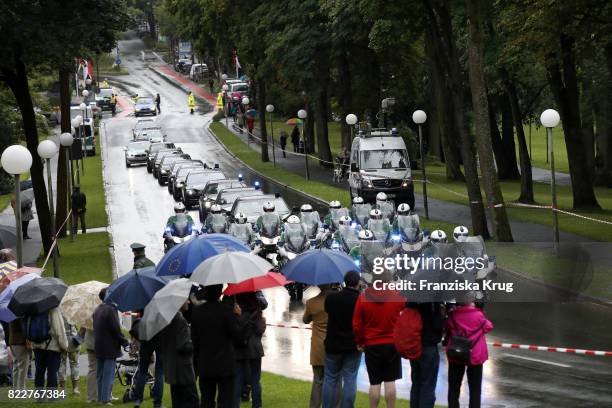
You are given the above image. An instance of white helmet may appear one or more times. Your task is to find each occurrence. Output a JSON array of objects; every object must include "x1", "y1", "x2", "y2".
[
  {"x1": 210, "y1": 204, "x2": 223, "y2": 214},
  {"x1": 369, "y1": 209, "x2": 383, "y2": 220},
  {"x1": 263, "y1": 201, "x2": 275, "y2": 212},
  {"x1": 300, "y1": 203, "x2": 313, "y2": 212},
  {"x1": 174, "y1": 203, "x2": 186, "y2": 213},
  {"x1": 235, "y1": 212, "x2": 247, "y2": 224},
  {"x1": 286, "y1": 215, "x2": 301, "y2": 224},
  {"x1": 397, "y1": 203, "x2": 411, "y2": 215},
  {"x1": 353, "y1": 196, "x2": 364, "y2": 204},
  {"x1": 359, "y1": 229, "x2": 375, "y2": 240},
  {"x1": 453, "y1": 226, "x2": 469, "y2": 242},
  {"x1": 430, "y1": 230, "x2": 447, "y2": 243},
  {"x1": 338, "y1": 215, "x2": 352, "y2": 226},
  {"x1": 329, "y1": 200, "x2": 341, "y2": 209},
  {"x1": 376, "y1": 192, "x2": 388, "y2": 202}
]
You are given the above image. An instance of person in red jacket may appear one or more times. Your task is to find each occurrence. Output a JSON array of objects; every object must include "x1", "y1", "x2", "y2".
[{"x1": 352, "y1": 270, "x2": 404, "y2": 408}]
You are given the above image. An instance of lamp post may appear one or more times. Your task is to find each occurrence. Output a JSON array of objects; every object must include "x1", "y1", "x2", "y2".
[
  {"x1": 82, "y1": 89, "x2": 89, "y2": 104},
  {"x1": 37, "y1": 139, "x2": 59, "y2": 276},
  {"x1": 1, "y1": 145, "x2": 33, "y2": 267},
  {"x1": 266, "y1": 104, "x2": 276, "y2": 166},
  {"x1": 242, "y1": 97, "x2": 250, "y2": 144},
  {"x1": 298, "y1": 109, "x2": 309, "y2": 179},
  {"x1": 60, "y1": 132, "x2": 74, "y2": 242},
  {"x1": 412, "y1": 110, "x2": 428, "y2": 219},
  {"x1": 78, "y1": 104, "x2": 86, "y2": 171},
  {"x1": 540, "y1": 109, "x2": 561, "y2": 252},
  {"x1": 222, "y1": 84, "x2": 229, "y2": 127}
]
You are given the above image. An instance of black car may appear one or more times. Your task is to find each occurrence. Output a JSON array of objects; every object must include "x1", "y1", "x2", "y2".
[
  {"x1": 216, "y1": 187, "x2": 264, "y2": 214},
  {"x1": 198, "y1": 179, "x2": 247, "y2": 222},
  {"x1": 181, "y1": 170, "x2": 226, "y2": 209},
  {"x1": 157, "y1": 156, "x2": 193, "y2": 185},
  {"x1": 153, "y1": 151, "x2": 189, "y2": 179},
  {"x1": 146, "y1": 144, "x2": 177, "y2": 173},
  {"x1": 228, "y1": 194, "x2": 291, "y2": 225},
  {"x1": 134, "y1": 96, "x2": 156, "y2": 117},
  {"x1": 170, "y1": 164, "x2": 206, "y2": 198}
]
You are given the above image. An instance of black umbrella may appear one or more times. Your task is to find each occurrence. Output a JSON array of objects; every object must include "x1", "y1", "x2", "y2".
[
  {"x1": 8, "y1": 277, "x2": 68, "y2": 316},
  {"x1": 0, "y1": 225, "x2": 17, "y2": 249}
]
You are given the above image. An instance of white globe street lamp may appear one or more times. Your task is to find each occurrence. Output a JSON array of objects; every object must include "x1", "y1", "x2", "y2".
[
  {"x1": 242, "y1": 96, "x2": 250, "y2": 106},
  {"x1": 412, "y1": 110, "x2": 429, "y2": 218},
  {"x1": 85, "y1": 78, "x2": 92, "y2": 86},
  {"x1": 60, "y1": 132, "x2": 74, "y2": 147},
  {"x1": 297, "y1": 109, "x2": 309, "y2": 179},
  {"x1": 37, "y1": 140, "x2": 60, "y2": 276},
  {"x1": 1, "y1": 145, "x2": 33, "y2": 267},
  {"x1": 541, "y1": 108, "x2": 561, "y2": 250},
  {"x1": 266, "y1": 105, "x2": 276, "y2": 166},
  {"x1": 266, "y1": 104, "x2": 274, "y2": 113},
  {"x1": 345, "y1": 114, "x2": 357, "y2": 126},
  {"x1": 59, "y1": 133, "x2": 75, "y2": 241},
  {"x1": 222, "y1": 84, "x2": 229, "y2": 92},
  {"x1": 82, "y1": 89, "x2": 89, "y2": 98},
  {"x1": 222, "y1": 73, "x2": 228, "y2": 81}
]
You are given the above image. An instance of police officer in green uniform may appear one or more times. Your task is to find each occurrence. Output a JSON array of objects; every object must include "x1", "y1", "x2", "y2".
[{"x1": 131, "y1": 243, "x2": 155, "y2": 269}]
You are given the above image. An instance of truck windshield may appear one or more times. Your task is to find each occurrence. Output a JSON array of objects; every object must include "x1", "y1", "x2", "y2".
[{"x1": 360, "y1": 149, "x2": 408, "y2": 170}]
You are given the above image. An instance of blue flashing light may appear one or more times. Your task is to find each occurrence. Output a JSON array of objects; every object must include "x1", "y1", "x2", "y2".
[
  {"x1": 332, "y1": 241, "x2": 340, "y2": 249},
  {"x1": 254, "y1": 180, "x2": 261, "y2": 190},
  {"x1": 354, "y1": 259, "x2": 361, "y2": 267},
  {"x1": 238, "y1": 173, "x2": 244, "y2": 181},
  {"x1": 164, "y1": 226, "x2": 172, "y2": 234},
  {"x1": 351, "y1": 222, "x2": 357, "y2": 229},
  {"x1": 391, "y1": 234, "x2": 401, "y2": 242}
]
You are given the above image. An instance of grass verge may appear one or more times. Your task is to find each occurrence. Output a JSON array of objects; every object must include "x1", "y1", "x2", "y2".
[
  {"x1": 4, "y1": 372, "x2": 437, "y2": 407},
  {"x1": 78, "y1": 134, "x2": 107, "y2": 229},
  {"x1": 38, "y1": 232, "x2": 113, "y2": 284}
]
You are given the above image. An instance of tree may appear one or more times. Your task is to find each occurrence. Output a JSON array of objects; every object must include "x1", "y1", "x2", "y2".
[{"x1": 466, "y1": 0, "x2": 513, "y2": 241}]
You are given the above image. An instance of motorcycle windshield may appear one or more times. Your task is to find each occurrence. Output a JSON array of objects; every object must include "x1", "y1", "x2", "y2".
[
  {"x1": 300, "y1": 211, "x2": 320, "y2": 237},
  {"x1": 172, "y1": 215, "x2": 190, "y2": 237},
  {"x1": 211, "y1": 214, "x2": 227, "y2": 233},
  {"x1": 352, "y1": 204, "x2": 371, "y2": 225},
  {"x1": 397, "y1": 215, "x2": 421, "y2": 242},
  {"x1": 338, "y1": 226, "x2": 360, "y2": 251},
  {"x1": 360, "y1": 240, "x2": 388, "y2": 276},
  {"x1": 368, "y1": 219, "x2": 389, "y2": 241},
  {"x1": 377, "y1": 202, "x2": 395, "y2": 220},
  {"x1": 330, "y1": 208, "x2": 350, "y2": 228},
  {"x1": 261, "y1": 213, "x2": 281, "y2": 237},
  {"x1": 230, "y1": 224, "x2": 251, "y2": 243},
  {"x1": 285, "y1": 224, "x2": 307, "y2": 251},
  {"x1": 457, "y1": 236, "x2": 486, "y2": 275}
]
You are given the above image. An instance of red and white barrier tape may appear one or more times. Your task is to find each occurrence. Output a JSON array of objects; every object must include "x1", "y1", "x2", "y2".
[
  {"x1": 41, "y1": 209, "x2": 73, "y2": 270},
  {"x1": 266, "y1": 322, "x2": 611, "y2": 356}
]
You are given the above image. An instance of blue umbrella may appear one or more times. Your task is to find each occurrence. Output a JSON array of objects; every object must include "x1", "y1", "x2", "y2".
[
  {"x1": 0, "y1": 273, "x2": 39, "y2": 322},
  {"x1": 156, "y1": 234, "x2": 250, "y2": 277},
  {"x1": 281, "y1": 249, "x2": 359, "y2": 285},
  {"x1": 105, "y1": 267, "x2": 169, "y2": 312}
]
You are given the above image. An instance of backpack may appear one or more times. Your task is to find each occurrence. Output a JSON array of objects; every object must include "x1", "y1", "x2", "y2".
[
  {"x1": 446, "y1": 313, "x2": 485, "y2": 364},
  {"x1": 24, "y1": 312, "x2": 51, "y2": 344},
  {"x1": 393, "y1": 307, "x2": 423, "y2": 360}
]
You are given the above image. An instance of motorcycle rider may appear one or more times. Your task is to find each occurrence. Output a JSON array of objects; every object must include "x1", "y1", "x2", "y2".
[
  {"x1": 279, "y1": 215, "x2": 310, "y2": 300},
  {"x1": 323, "y1": 200, "x2": 350, "y2": 231},
  {"x1": 332, "y1": 215, "x2": 360, "y2": 252},
  {"x1": 350, "y1": 196, "x2": 371, "y2": 226},
  {"x1": 256, "y1": 201, "x2": 282, "y2": 236},
  {"x1": 299, "y1": 203, "x2": 321, "y2": 239},
  {"x1": 452, "y1": 225, "x2": 469, "y2": 242},
  {"x1": 374, "y1": 192, "x2": 395, "y2": 222},
  {"x1": 391, "y1": 203, "x2": 422, "y2": 243},
  {"x1": 164, "y1": 203, "x2": 195, "y2": 251},
  {"x1": 203, "y1": 204, "x2": 228, "y2": 233},
  {"x1": 228, "y1": 212, "x2": 255, "y2": 245},
  {"x1": 366, "y1": 209, "x2": 391, "y2": 241}
]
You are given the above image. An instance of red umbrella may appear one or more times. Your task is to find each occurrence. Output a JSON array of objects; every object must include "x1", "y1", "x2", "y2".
[
  {"x1": 0, "y1": 266, "x2": 42, "y2": 294},
  {"x1": 224, "y1": 272, "x2": 290, "y2": 296}
]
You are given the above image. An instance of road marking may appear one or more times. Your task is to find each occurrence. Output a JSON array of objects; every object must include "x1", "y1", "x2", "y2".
[{"x1": 503, "y1": 353, "x2": 571, "y2": 368}]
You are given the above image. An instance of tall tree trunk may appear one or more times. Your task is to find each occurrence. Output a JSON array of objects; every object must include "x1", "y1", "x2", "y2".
[
  {"x1": 466, "y1": 0, "x2": 513, "y2": 241},
  {"x1": 546, "y1": 34, "x2": 600, "y2": 209},
  {"x1": 488, "y1": 99, "x2": 507, "y2": 178},
  {"x1": 56, "y1": 68, "x2": 71, "y2": 237},
  {"x1": 314, "y1": 85, "x2": 332, "y2": 168},
  {"x1": 304, "y1": 102, "x2": 315, "y2": 154},
  {"x1": 255, "y1": 78, "x2": 269, "y2": 162},
  {"x1": 337, "y1": 48, "x2": 353, "y2": 149},
  {"x1": 581, "y1": 75, "x2": 595, "y2": 180},
  {"x1": 499, "y1": 94, "x2": 520, "y2": 179},
  {"x1": 503, "y1": 73, "x2": 535, "y2": 203},
  {"x1": 425, "y1": 0, "x2": 489, "y2": 238},
  {"x1": 3, "y1": 57, "x2": 52, "y2": 253},
  {"x1": 595, "y1": 43, "x2": 612, "y2": 185}
]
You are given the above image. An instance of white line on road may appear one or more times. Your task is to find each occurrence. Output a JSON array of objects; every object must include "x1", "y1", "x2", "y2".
[{"x1": 503, "y1": 353, "x2": 571, "y2": 368}]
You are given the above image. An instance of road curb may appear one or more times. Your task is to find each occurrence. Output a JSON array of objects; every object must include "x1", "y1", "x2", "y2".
[
  {"x1": 206, "y1": 124, "x2": 328, "y2": 208},
  {"x1": 99, "y1": 121, "x2": 119, "y2": 280}
]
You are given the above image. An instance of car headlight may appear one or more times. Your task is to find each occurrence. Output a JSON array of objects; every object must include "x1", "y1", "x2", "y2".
[
  {"x1": 204, "y1": 201, "x2": 212, "y2": 208},
  {"x1": 161, "y1": 169, "x2": 169, "y2": 174},
  {"x1": 362, "y1": 177, "x2": 373, "y2": 188},
  {"x1": 402, "y1": 179, "x2": 409, "y2": 187},
  {"x1": 135, "y1": 107, "x2": 141, "y2": 111},
  {"x1": 176, "y1": 181, "x2": 184, "y2": 187},
  {"x1": 186, "y1": 189, "x2": 196, "y2": 195}
]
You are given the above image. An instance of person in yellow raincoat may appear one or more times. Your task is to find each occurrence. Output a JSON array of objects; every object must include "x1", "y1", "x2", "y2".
[
  {"x1": 216, "y1": 92, "x2": 224, "y2": 111},
  {"x1": 188, "y1": 91, "x2": 195, "y2": 114}
]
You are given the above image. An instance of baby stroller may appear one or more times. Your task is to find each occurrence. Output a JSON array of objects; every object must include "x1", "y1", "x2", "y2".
[
  {"x1": 333, "y1": 156, "x2": 348, "y2": 183},
  {"x1": 116, "y1": 342, "x2": 155, "y2": 403}
]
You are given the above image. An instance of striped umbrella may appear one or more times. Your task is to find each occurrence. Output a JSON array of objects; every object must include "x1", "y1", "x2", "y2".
[{"x1": 285, "y1": 118, "x2": 304, "y2": 126}]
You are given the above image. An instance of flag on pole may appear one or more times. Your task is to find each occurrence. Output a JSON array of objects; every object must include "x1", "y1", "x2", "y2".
[
  {"x1": 233, "y1": 51, "x2": 241, "y2": 70},
  {"x1": 83, "y1": 59, "x2": 93, "y2": 83}
]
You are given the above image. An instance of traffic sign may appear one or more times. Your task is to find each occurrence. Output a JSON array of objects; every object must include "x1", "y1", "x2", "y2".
[{"x1": 115, "y1": 58, "x2": 122, "y2": 65}]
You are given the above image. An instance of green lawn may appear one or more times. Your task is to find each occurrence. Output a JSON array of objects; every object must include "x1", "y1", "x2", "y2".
[
  {"x1": 38, "y1": 232, "x2": 113, "y2": 284},
  {"x1": 521, "y1": 123, "x2": 569, "y2": 173},
  {"x1": 78, "y1": 133, "x2": 107, "y2": 229},
  {"x1": 5, "y1": 372, "x2": 436, "y2": 407}
]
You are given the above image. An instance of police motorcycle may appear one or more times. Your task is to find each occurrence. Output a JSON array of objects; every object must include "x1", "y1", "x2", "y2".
[
  {"x1": 329, "y1": 216, "x2": 360, "y2": 253},
  {"x1": 252, "y1": 202, "x2": 283, "y2": 269},
  {"x1": 227, "y1": 212, "x2": 256, "y2": 246},
  {"x1": 299, "y1": 204, "x2": 322, "y2": 240},
  {"x1": 202, "y1": 204, "x2": 229, "y2": 234},
  {"x1": 366, "y1": 209, "x2": 391, "y2": 242},
  {"x1": 374, "y1": 192, "x2": 395, "y2": 222},
  {"x1": 452, "y1": 226, "x2": 496, "y2": 306},
  {"x1": 278, "y1": 215, "x2": 311, "y2": 300},
  {"x1": 163, "y1": 203, "x2": 196, "y2": 252},
  {"x1": 351, "y1": 196, "x2": 372, "y2": 227},
  {"x1": 388, "y1": 204, "x2": 426, "y2": 252},
  {"x1": 324, "y1": 201, "x2": 351, "y2": 232},
  {"x1": 348, "y1": 229, "x2": 390, "y2": 286}
]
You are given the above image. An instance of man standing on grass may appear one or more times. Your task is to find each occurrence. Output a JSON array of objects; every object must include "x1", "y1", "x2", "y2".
[{"x1": 71, "y1": 185, "x2": 87, "y2": 235}]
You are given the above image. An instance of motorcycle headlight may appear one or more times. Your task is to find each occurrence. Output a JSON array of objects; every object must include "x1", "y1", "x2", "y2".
[
  {"x1": 391, "y1": 234, "x2": 401, "y2": 242},
  {"x1": 172, "y1": 237, "x2": 182, "y2": 243},
  {"x1": 161, "y1": 169, "x2": 169, "y2": 174},
  {"x1": 164, "y1": 226, "x2": 172, "y2": 234},
  {"x1": 204, "y1": 201, "x2": 212, "y2": 208},
  {"x1": 354, "y1": 259, "x2": 361, "y2": 267},
  {"x1": 331, "y1": 241, "x2": 340, "y2": 250}
]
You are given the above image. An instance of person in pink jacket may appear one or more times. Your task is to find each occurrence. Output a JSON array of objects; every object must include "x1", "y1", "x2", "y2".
[{"x1": 445, "y1": 297, "x2": 493, "y2": 408}]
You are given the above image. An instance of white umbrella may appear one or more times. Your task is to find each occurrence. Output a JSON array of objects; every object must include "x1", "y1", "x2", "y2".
[
  {"x1": 59, "y1": 280, "x2": 107, "y2": 329},
  {"x1": 189, "y1": 252, "x2": 271, "y2": 286},
  {"x1": 139, "y1": 278, "x2": 194, "y2": 341}
]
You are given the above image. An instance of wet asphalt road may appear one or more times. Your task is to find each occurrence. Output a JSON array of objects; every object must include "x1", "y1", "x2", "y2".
[{"x1": 99, "y1": 36, "x2": 612, "y2": 407}]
